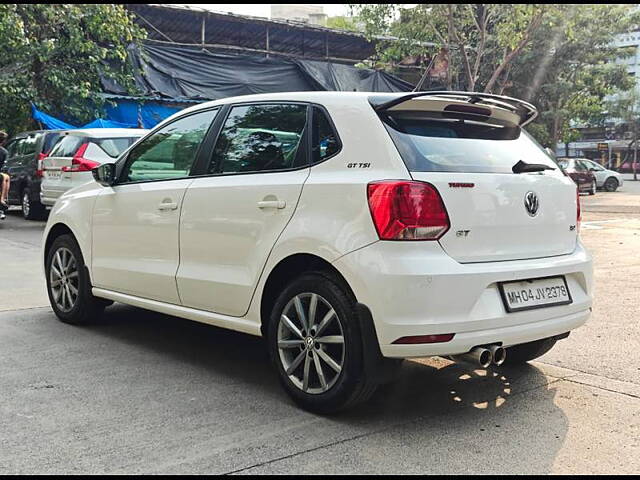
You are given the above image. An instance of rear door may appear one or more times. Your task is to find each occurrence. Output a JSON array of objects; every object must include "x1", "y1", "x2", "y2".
[
  {"x1": 177, "y1": 102, "x2": 311, "y2": 316},
  {"x1": 379, "y1": 108, "x2": 578, "y2": 263}
]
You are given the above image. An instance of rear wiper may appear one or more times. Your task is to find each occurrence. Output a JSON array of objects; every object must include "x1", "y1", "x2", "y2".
[{"x1": 512, "y1": 160, "x2": 555, "y2": 174}]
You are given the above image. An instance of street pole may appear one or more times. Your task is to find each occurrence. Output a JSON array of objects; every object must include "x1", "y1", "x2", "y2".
[{"x1": 634, "y1": 121, "x2": 638, "y2": 181}]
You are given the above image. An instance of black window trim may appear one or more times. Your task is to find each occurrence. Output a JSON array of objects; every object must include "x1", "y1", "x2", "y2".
[
  {"x1": 189, "y1": 100, "x2": 343, "y2": 179},
  {"x1": 112, "y1": 100, "x2": 344, "y2": 184},
  {"x1": 114, "y1": 106, "x2": 222, "y2": 186}
]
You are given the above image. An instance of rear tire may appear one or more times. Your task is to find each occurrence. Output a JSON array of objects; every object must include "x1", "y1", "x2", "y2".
[
  {"x1": 604, "y1": 177, "x2": 618, "y2": 192},
  {"x1": 502, "y1": 338, "x2": 557, "y2": 365},
  {"x1": 45, "y1": 234, "x2": 104, "y2": 325},
  {"x1": 22, "y1": 188, "x2": 47, "y2": 220},
  {"x1": 267, "y1": 271, "x2": 377, "y2": 414}
]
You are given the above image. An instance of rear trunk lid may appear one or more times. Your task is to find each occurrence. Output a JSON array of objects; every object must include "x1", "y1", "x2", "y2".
[
  {"x1": 373, "y1": 92, "x2": 578, "y2": 263},
  {"x1": 410, "y1": 171, "x2": 577, "y2": 263}
]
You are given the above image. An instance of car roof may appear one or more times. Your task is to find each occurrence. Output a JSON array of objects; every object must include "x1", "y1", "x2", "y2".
[{"x1": 61, "y1": 128, "x2": 148, "y2": 138}]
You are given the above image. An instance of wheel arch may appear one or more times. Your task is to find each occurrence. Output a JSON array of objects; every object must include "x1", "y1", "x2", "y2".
[
  {"x1": 259, "y1": 253, "x2": 356, "y2": 336},
  {"x1": 44, "y1": 223, "x2": 76, "y2": 263}
]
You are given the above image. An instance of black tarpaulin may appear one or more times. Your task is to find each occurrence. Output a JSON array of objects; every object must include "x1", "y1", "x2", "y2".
[{"x1": 102, "y1": 43, "x2": 413, "y2": 101}]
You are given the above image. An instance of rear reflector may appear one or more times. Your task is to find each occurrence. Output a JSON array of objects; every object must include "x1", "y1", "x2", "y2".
[
  {"x1": 392, "y1": 334, "x2": 455, "y2": 345},
  {"x1": 367, "y1": 180, "x2": 450, "y2": 241}
]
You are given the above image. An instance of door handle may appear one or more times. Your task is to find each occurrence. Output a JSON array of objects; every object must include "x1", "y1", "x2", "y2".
[
  {"x1": 157, "y1": 201, "x2": 178, "y2": 211},
  {"x1": 257, "y1": 200, "x2": 286, "y2": 209}
]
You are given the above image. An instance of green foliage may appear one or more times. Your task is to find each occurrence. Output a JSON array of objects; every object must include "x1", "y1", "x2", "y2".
[
  {"x1": 0, "y1": 4, "x2": 146, "y2": 136},
  {"x1": 510, "y1": 4, "x2": 639, "y2": 146},
  {"x1": 352, "y1": 4, "x2": 639, "y2": 147},
  {"x1": 326, "y1": 15, "x2": 361, "y2": 32}
]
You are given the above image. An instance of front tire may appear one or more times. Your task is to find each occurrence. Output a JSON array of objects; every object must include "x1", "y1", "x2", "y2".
[
  {"x1": 45, "y1": 234, "x2": 104, "y2": 325},
  {"x1": 502, "y1": 338, "x2": 557, "y2": 365},
  {"x1": 267, "y1": 272, "x2": 377, "y2": 414}
]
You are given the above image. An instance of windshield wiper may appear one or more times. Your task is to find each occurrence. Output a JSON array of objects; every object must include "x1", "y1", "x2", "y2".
[{"x1": 512, "y1": 159, "x2": 555, "y2": 174}]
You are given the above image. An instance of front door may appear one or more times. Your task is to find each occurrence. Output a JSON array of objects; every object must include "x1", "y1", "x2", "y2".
[
  {"x1": 92, "y1": 108, "x2": 220, "y2": 303},
  {"x1": 177, "y1": 103, "x2": 310, "y2": 316}
]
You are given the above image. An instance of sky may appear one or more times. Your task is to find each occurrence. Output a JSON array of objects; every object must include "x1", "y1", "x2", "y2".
[{"x1": 180, "y1": 4, "x2": 351, "y2": 19}]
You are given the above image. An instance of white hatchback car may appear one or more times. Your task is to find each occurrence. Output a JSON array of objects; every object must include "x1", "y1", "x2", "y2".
[
  {"x1": 40, "y1": 128, "x2": 147, "y2": 206},
  {"x1": 42, "y1": 92, "x2": 593, "y2": 413}
]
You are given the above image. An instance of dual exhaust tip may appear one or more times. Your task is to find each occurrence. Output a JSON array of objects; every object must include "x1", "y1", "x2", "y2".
[{"x1": 450, "y1": 345, "x2": 506, "y2": 368}]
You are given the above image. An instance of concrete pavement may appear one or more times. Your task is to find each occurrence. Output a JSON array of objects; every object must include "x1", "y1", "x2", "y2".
[{"x1": 0, "y1": 182, "x2": 638, "y2": 474}]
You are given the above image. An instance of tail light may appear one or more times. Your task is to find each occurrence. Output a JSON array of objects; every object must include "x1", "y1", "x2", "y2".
[
  {"x1": 367, "y1": 180, "x2": 450, "y2": 240},
  {"x1": 576, "y1": 187, "x2": 581, "y2": 233},
  {"x1": 61, "y1": 144, "x2": 99, "y2": 173},
  {"x1": 36, "y1": 152, "x2": 47, "y2": 178}
]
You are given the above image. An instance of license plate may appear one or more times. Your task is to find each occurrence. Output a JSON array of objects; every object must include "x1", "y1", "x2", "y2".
[
  {"x1": 47, "y1": 171, "x2": 61, "y2": 179},
  {"x1": 498, "y1": 276, "x2": 572, "y2": 313}
]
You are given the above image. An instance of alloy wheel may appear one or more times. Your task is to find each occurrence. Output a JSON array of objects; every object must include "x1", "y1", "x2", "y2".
[
  {"x1": 49, "y1": 247, "x2": 80, "y2": 313},
  {"x1": 22, "y1": 192, "x2": 30, "y2": 218},
  {"x1": 277, "y1": 292, "x2": 345, "y2": 394}
]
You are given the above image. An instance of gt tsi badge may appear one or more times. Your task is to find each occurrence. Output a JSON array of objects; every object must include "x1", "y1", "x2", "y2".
[{"x1": 524, "y1": 191, "x2": 539, "y2": 217}]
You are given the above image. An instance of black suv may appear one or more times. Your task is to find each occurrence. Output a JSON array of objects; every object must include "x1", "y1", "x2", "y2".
[{"x1": 1, "y1": 130, "x2": 64, "y2": 220}]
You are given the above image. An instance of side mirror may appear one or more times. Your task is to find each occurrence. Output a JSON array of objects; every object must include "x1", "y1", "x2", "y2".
[{"x1": 92, "y1": 163, "x2": 116, "y2": 186}]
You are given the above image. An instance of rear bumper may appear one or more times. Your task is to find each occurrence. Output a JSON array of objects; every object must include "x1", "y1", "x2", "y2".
[
  {"x1": 333, "y1": 240, "x2": 593, "y2": 358},
  {"x1": 40, "y1": 187, "x2": 65, "y2": 206}
]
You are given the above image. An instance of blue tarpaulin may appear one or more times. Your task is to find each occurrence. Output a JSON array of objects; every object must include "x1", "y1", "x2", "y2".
[{"x1": 31, "y1": 100, "x2": 185, "y2": 131}]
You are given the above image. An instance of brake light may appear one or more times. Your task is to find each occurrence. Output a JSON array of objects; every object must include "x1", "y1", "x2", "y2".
[
  {"x1": 36, "y1": 152, "x2": 48, "y2": 178},
  {"x1": 61, "y1": 144, "x2": 99, "y2": 172},
  {"x1": 367, "y1": 180, "x2": 450, "y2": 240},
  {"x1": 576, "y1": 187, "x2": 581, "y2": 233}
]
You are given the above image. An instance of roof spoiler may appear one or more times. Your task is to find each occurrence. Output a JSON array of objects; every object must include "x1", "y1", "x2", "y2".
[{"x1": 371, "y1": 91, "x2": 538, "y2": 127}]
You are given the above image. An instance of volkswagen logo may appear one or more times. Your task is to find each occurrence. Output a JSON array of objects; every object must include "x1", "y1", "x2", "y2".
[{"x1": 524, "y1": 191, "x2": 539, "y2": 217}]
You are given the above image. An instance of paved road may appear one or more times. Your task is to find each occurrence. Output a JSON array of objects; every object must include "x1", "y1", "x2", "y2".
[{"x1": 0, "y1": 182, "x2": 639, "y2": 474}]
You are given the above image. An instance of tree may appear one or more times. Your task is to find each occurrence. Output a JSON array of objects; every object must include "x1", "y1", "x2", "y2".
[
  {"x1": 326, "y1": 15, "x2": 361, "y2": 32},
  {"x1": 0, "y1": 4, "x2": 145, "y2": 136},
  {"x1": 350, "y1": 4, "x2": 551, "y2": 93},
  {"x1": 509, "y1": 4, "x2": 638, "y2": 149}
]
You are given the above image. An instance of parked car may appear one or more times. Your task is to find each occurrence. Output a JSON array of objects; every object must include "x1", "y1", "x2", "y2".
[
  {"x1": 0, "y1": 130, "x2": 64, "y2": 219},
  {"x1": 557, "y1": 158, "x2": 597, "y2": 195},
  {"x1": 40, "y1": 128, "x2": 147, "y2": 207},
  {"x1": 559, "y1": 157, "x2": 623, "y2": 192},
  {"x1": 42, "y1": 92, "x2": 592, "y2": 413}
]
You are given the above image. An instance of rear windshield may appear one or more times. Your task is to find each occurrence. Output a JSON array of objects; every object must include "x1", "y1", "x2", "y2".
[
  {"x1": 49, "y1": 135, "x2": 84, "y2": 157},
  {"x1": 49, "y1": 135, "x2": 140, "y2": 158},
  {"x1": 93, "y1": 137, "x2": 140, "y2": 158},
  {"x1": 380, "y1": 114, "x2": 559, "y2": 174},
  {"x1": 43, "y1": 133, "x2": 63, "y2": 155}
]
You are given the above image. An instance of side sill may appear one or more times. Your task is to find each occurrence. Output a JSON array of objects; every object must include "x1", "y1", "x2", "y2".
[{"x1": 92, "y1": 288, "x2": 262, "y2": 337}]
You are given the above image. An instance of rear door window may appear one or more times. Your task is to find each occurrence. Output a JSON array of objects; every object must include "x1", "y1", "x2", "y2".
[
  {"x1": 22, "y1": 134, "x2": 39, "y2": 156},
  {"x1": 380, "y1": 113, "x2": 559, "y2": 174},
  {"x1": 210, "y1": 103, "x2": 308, "y2": 174}
]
